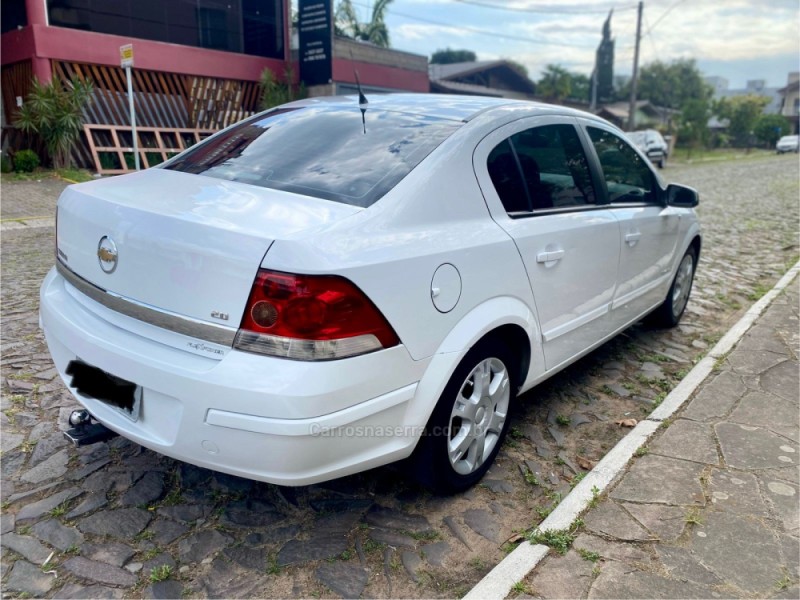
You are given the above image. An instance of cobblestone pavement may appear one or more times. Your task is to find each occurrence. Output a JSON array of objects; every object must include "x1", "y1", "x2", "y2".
[
  {"x1": 1, "y1": 156, "x2": 798, "y2": 599},
  {"x1": 520, "y1": 275, "x2": 799, "y2": 599}
]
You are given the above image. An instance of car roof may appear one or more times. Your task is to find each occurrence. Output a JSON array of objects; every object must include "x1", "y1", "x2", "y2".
[{"x1": 282, "y1": 93, "x2": 594, "y2": 123}]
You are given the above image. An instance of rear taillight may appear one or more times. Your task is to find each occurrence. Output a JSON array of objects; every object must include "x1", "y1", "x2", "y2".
[{"x1": 233, "y1": 269, "x2": 400, "y2": 360}]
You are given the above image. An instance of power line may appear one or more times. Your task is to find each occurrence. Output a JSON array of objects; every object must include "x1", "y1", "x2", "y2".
[
  {"x1": 349, "y1": 0, "x2": 600, "y2": 48},
  {"x1": 643, "y1": 12, "x2": 659, "y2": 62},
  {"x1": 451, "y1": 0, "x2": 638, "y2": 15},
  {"x1": 647, "y1": 0, "x2": 686, "y2": 33}
]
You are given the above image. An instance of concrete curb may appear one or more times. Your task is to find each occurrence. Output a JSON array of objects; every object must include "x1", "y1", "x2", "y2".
[{"x1": 464, "y1": 260, "x2": 800, "y2": 600}]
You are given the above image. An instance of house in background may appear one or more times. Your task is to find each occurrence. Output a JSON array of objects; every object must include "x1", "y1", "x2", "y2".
[
  {"x1": 1, "y1": 0, "x2": 428, "y2": 172},
  {"x1": 778, "y1": 72, "x2": 799, "y2": 134},
  {"x1": 429, "y1": 61, "x2": 536, "y2": 99},
  {"x1": 595, "y1": 100, "x2": 678, "y2": 132}
]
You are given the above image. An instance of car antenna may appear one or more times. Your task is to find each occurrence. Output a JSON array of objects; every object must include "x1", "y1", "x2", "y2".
[{"x1": 350, "y1": 51, "x2": 368, "y2": 134}]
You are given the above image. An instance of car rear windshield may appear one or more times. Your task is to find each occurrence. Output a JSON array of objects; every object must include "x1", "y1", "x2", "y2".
[{"x1": 164, "y1": 105, "x2": 462, "y2": 207}]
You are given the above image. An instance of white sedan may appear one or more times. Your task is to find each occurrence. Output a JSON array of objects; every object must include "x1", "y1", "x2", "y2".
[{"x1": 41, "y1": 94, "x2": 700, "y2": 492}]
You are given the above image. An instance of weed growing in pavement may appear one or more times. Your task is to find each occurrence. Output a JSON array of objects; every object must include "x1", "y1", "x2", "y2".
[
  {"x1": 134, "y1": 530, "x2": 155, "y2": 542},
  {"x1": 524, "y1": 470, "x2": 541, "y2": 487},
  {"x1": 528, "y1": 519, "x2": 583, "y2": 555},
  {"x1": 684, "y1": 508, "x2": 704, "y2": 526},
  {"x1": 775, "y1": 573, "x2": 792, "y2": 590},
  {"x1": 469, "y1": 556, "x2": 487, "y2": 570},
  {"x1": 592, "y1": 565, "x2": 601, "y2": 576},
  {"x1": 634, "y1": 446, "x2": 649, "y2": 457},
  {"x1": 587, "y1": 485, "x2": 602, "y2": 508},
  {"x1": 570, "y1": 472, "x2": 587, "y2": 488},
  {"x1": 511, "y1": 581, "x2": 533, "y2": 595},
  {"x1": 747, "y1": 282, "x2": 771, "y2": 302},
  {"x1": 150, "y1": 565, "x2": 172, "y2": 583},
  {"x1": 266, "y1": 552, "x2": 280, "y2": 575},
  {"x1": 509, "y1": 426, "x2": 524, "y2": 439},
  {"x1": 555, "y1": 415, "x2": 570, "y2": 426},
  {"x1": 501, "y1": 541, "x2": 520, "y2": 555},
  {"x1": 410, "y1": 530, "x2": 440, "y2": 541},
  {"x1": 577, "y1": 548, "x2": 601, "y2": 562},
  {"x1": 362, "y1": 538, "x2": 385, "y2": 553},
  {"x1": 49, "y1": 502, "x2": 70, "y2": 518}
]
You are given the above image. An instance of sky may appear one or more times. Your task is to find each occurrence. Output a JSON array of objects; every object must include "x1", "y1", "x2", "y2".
[{"x1": 341, "y1": 0, "x2": 800, "y2": 89}]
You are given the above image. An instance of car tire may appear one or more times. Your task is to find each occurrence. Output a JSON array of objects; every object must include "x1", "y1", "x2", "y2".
[
  {"x1": 409, "y1": 338, "x2": 517, "y2": 494},
  {"x1": 648, "y1": 247, "x2": 697, "y2": 328}
]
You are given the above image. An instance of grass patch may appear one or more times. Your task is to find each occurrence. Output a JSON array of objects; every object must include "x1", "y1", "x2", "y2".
[
  {"x1": 747, "y1": 282, "x2": 772, "y2": 302},
  {"x1": 587, "y1": 485, "x2": 602, "y2": 509},
  {"x1": 266, "y1": 552, "x2": 280, "y2": 575},
  {"x1": 528, "y1": 519, "x2": 584, "y2": 555},
  {"x1": 684, "y1": 508, "x2": 704, "y2": 526},
  {"x1": 149, "y1": 564, "x2": 172, "y2": 583},
  {"x1": 511, "y1": 581, "x2": 533, "y2": 595},
  {"x1": 49, "y1": 502, "x2": 70, "y2": 518},
  {"x1": 577, "y1": 548, "x2": 601, "y2": 562}
]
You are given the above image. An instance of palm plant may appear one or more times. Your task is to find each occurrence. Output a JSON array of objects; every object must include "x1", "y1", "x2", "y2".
[
  {"x1": 14, "y1": 76, "x2": 93, "y2": 169},
  {"x1": 335, "y1": 0, "x2": 393, "y2": 48}
]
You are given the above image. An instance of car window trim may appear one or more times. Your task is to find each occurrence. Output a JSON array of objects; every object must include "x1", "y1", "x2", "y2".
[{"x1": 507, "y1": 204, "x2": 613, "y2": 219}]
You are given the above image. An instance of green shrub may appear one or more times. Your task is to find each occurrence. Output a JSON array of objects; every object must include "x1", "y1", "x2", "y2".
[
  {"x1": 14, "y1": 76, "x2": 93, "y2": 169},
  {"x1": 0, "y1": 154, "x2": 12, "y2": 173},
  {"x1": 14, "y1": 149, "x2": 40, "y2": 173}
]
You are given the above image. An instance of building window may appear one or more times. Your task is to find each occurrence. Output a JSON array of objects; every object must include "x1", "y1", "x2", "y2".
[
  {"x1": 46, "y1": 0, "x2": 284, "y2": 59},
  {"x1": 1, "y1": 0, "x2": 27, "y2": 33}
]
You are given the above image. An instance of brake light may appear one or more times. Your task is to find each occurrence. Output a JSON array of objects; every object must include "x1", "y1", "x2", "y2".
[{"x1": 233, "y1": 269, "x2": 400, "y2": 360}]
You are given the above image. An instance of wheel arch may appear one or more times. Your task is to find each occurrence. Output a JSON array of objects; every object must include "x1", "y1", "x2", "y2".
[{"x1": 400, "y1": 296, "x2": 541, "y2": 449}]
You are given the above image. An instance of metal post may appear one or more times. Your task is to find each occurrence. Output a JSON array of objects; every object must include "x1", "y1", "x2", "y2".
[
  {"x1": 125, "y1": 65, "x2": 140, "y2": 171},
  {"x1": 627, "y1": 1, "x2": 643, "y2": 131}
]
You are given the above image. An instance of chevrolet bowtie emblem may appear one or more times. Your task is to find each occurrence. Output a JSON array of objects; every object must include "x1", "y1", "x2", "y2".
[{"x1": 97, "y1": 236, "x2": 118, "y2": 274}]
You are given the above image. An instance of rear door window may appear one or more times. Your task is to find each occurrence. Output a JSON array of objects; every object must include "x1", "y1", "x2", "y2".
[
  {"x1": 487, "y1": 124, "x2": 597, "y2": 213},
  {"x1": 165, "y1": 106, "x2": 462, "y2": 207}
]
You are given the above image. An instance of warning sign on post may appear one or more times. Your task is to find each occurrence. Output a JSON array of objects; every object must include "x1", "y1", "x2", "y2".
[{"x1": 120, "y1": 44, "x2": 134, "y2": 69}]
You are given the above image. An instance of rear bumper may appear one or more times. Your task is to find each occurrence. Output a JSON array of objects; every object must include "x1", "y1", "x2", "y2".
[{"x1": 40, "y1": 267, "x2": 429, "y2": 485}]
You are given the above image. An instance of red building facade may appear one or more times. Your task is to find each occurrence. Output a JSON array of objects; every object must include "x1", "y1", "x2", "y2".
[{"x1": 1, "y1": 0, "x2": 429, "y2": 170}]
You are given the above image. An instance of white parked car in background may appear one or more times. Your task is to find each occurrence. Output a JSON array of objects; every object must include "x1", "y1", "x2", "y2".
[
  {"x1": 776, "y1": 134, "x2": 799, "y2": 153},
  {"x1": 41, "y1": 95, "x2": 701, "y2": 492},
  {"x1": 626, "y1": 129, "x2": 669, "y2": 168}
]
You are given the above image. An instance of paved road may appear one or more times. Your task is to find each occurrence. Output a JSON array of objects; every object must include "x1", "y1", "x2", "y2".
[{"x1": 1, "y1": 156, "x2": 798, "y2": 598}]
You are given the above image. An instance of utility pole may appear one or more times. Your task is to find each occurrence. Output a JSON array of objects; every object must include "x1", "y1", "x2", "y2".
[{"x1": 627, "y1": 1, "x2": 643, "y2": 131}]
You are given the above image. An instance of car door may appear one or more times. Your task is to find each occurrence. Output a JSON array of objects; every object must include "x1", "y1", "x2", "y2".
[
  {"x1": 581, "y1": 121, "x2": 680, "y2": 328},
  {"x1": 474, "y1": 115, "x2": 621, "y2": 371}
]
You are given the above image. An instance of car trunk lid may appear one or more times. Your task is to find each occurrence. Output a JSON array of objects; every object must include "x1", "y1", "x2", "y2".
[{"x1": 56, "y1": 169, "x2": 361, "y2": 344}]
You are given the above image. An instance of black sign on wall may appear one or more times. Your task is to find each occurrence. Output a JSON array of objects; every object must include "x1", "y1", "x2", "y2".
[{"x1": 298, "y1": 0, "x2": 333, "y2": 87}]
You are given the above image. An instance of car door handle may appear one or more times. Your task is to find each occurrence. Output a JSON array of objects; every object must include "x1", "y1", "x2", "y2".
[
  {"x1": 624, "y1": 231, "x2": 642, "y2": 245},
  {"x1": 537, "y1": 249, "x2": 565, "y2": 263}
]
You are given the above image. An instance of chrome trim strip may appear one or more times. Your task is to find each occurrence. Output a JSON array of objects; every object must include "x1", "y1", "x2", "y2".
[{"x1": 56, "y1": 260, "x2": 237, "y2": 346}]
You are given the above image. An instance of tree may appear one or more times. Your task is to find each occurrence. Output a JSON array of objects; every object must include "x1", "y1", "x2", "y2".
[
  {"x1": 714, "y1": 95, "x2": 770, "y2": 146},
  {"x1": 537, "y1": 64, "x2": 572, "y2": 103},
  {"x1": 431, "y1": 48, "x2": 477, "y2": 64},
  {"x1": 14, "y1": 76, "x2": 93, "y2": 169},
  {"x1": 625, "y1": 58, "x2": 711, "y2": 110},
  {"x1": 335, "y1": 0, "x2": 393, "y2": 48},
  {"x1": 678, "y1": 98, "x2": 711, "y2": 155},
  {"x1": 259, "y1": 65, "x2": 306, "y2": 111},
  {"x1": 753, "y1": 113, "x2": 791, "y2": 147},
  {"x1": 568, "y1": 73, "x2": 590, "y2": 102}
]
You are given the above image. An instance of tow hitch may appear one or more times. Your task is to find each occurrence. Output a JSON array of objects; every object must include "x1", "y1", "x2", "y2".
[{"x1": 63, "y1": 409, "x2": 118, "y2": 446}]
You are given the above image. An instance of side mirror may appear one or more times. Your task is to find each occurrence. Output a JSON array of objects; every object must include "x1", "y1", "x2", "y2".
[{"x1": 667, "y1": 183, "x2": 699, "y2": 208}]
